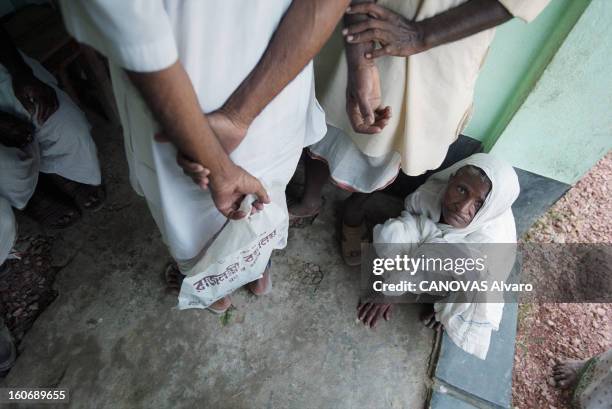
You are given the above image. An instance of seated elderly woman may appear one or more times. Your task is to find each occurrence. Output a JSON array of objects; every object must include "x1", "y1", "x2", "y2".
[{"x1": 358, "y1": 153, "x2": 520, "y2": 360}]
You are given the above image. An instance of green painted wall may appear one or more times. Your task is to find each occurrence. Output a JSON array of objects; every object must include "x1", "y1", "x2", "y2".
[
  {"x1": 490, "y1": 0, "x2": 612, "y2": 185},
  {"x1": 464, "y1": 0, "x2": 589, "y2": 147}
]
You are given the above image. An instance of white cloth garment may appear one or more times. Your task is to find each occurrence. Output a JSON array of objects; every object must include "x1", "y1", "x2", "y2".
[
  {"x1": 312, "y1": 0, "x2": 550, "y2": 190},
  {"x1": 373, "y1": 153, "x2": 520, "y2": 359},
  {"x1": 0, "y1": 53, "x2": 101, "y2": 209},
  {"x1": 309, "y1": 125, "x2": 401, "y2": 193},
  {"x1": 0, "y1": 197, "x2": 16, "y2": 265},
  {"x1": 59, "y1": 1, "x2": 327, "y2": 268}
]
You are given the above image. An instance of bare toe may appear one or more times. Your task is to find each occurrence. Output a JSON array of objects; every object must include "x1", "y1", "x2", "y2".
[{"x1": 552, "y1": 359, "x2": 587, "y2": 390}]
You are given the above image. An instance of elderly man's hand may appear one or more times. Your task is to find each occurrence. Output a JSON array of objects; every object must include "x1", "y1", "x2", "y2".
[
  {"x1": 357, "y1": 300, "x2": 394, "y2": 328},
  {"x1": 346, "y1": 64, "x2": 391, "y2": 134},
  {"x1": 344, "y1": 3, "x2": 427, "y2": 59},
  {"x1": 0, "y1": 111, "x2": 34, "y2": 148},
  {"x1": 12, "y1": 73, "x2": 59, "y2": 124}
]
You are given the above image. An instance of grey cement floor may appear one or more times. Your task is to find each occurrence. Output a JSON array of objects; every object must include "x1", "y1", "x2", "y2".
[{"x1": 1, "y1": 123, "x2": 435, "y2": 409}]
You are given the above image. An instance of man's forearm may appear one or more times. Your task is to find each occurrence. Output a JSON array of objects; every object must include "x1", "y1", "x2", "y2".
[
  {"x1": 0, "y1": 25, "x2": 32, "y2": 78},
  {"x1": 222, "y1": 0, "x2": 351, "y2": 126},
  {"x1": 421, "y1": 0, "x2": 512, "y2": 50},
  {"x1": 127, "y1": 62, "x2": 233, "y2": 176}
]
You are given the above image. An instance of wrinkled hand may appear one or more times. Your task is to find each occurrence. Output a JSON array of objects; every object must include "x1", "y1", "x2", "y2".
[
  {"x1": 347, "y1": 64, "x2": 391, "y2": 134},
  {"x1": 357, "y1": 300, "x2": 394, "y2": 328},
  {"x1": 12, "y1": 74, "x2": 59, "y2": 124},
  {"x1": 344, "y1": 3, "x2": 426, "y2": 59},
  {"x1": 0, "y1": 111, "x2": 34, "y2": 148},
  {"x1": 208, "y1": 163, "x2": 270, "y2": 219}
]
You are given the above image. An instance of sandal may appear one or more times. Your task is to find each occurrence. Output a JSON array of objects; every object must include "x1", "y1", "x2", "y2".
[
  {"x1": 24, "y1": 186, "x2": 81, "y2": 229},
  {"x1": 341, "y1": 222, "x2": 367, "y2": 266},
  {"x1": 246, "y1": 259, "x2": 272, "y2": 296},
  {"x1": 46, "y1": 174, "x2": 106, "y2": 212},
  {"x1": 288, "y1": 197, "x2": 325, "y2": 228}
]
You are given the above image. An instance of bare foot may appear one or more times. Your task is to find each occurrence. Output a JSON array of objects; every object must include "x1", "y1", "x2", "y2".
[
  {"x1": 420, "y1": 304, "x2": 443, "y2": 331},
  {"x1": 553, "y1": 359, "x2": 587, "y2": 389},
  {"x1": 208, "y1": 296, "x2": 232, "y2": 314},
  {"x1": 247, "y1": 261, "x2": 272, "y2": 296},
  {"x1": 163, "y1": 263, "x2": 232, "y2": 313}
]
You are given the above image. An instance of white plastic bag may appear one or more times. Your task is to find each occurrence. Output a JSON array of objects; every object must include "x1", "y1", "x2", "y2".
[{"x1": 177, "y1": 183, "x2": 288, "y2": 310}]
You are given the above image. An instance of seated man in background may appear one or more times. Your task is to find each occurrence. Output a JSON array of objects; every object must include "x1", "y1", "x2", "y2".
[{"x1": 0, "y1": 25, "x2": 105, "y2": 228}]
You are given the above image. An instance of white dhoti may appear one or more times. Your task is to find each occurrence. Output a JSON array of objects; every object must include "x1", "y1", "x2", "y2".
[
  {"x1": 60, "y1": 1, "x2": 327, "y2": 268},
  {"x1": 0, "y1": 54, "x2": 102, "y2": 209}
]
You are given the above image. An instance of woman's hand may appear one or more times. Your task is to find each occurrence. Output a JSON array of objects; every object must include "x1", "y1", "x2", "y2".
[
  {"x1": 346, "y1": 64, "x2": 391, "y2": 134},
  {"x1": 344, "y1": 3, "x2": 427, "y2": 59}
]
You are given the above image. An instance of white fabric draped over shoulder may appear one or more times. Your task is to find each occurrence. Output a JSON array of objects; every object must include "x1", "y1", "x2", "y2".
[
  {"x1": 59, "y1": 1, "x2": 327, "y2": 269},
  {"x1": 373, "y1": 153, "x2": 520, "y2": 359},
  {"x1": 0, "y1": 54, "x2": 101, "y2": 209}
]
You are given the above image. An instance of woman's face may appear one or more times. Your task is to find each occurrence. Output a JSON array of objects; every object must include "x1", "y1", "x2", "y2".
[{"x1": 441, "y1": 168, "x2": 491, "y2": 228}]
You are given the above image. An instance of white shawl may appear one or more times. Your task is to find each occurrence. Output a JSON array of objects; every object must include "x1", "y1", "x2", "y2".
[{"x1": 374, "y1": 153, "x2": 520, "y2": 359}]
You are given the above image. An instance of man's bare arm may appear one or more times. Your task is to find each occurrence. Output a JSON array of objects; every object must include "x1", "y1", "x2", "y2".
[
  {"x1": 221, "y1": 0, "x2": 352, "y2": 128},
  {"x1": 345, "y1": 0, "x2": 512, "y2": 58},
  {"x1": 127, "y1": 63, "x2": 231, "y2": 176},
  {"x1": 128, "y1": 62, "x2": 269, "y2": 218},
  {"x1": 420, "y1": 0, "x2": 512, "y2": 50}
]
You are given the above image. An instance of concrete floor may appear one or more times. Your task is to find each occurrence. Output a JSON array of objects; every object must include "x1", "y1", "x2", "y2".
[{"x1": 1, "y1": 123, "x2": 435, "y2": 409}]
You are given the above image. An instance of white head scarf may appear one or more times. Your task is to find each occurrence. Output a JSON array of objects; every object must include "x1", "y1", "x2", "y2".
[{"x1": 405, "y1": 152, "x2": 520, "y2": 243}]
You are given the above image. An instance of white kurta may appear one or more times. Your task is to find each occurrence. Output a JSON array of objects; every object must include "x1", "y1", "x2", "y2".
[
  {"x1": 0, "y1": 54, "x2": 102, "y2": 209},
  {"x1": 0, "y1": 197, "x2": 16, "y2": 265},
  {"x1": 312, "y1": 0, "x2": 550, "y2": 189},
  {"x1": 59, "y1": 1, "x2": 327, "y2": 267}
]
